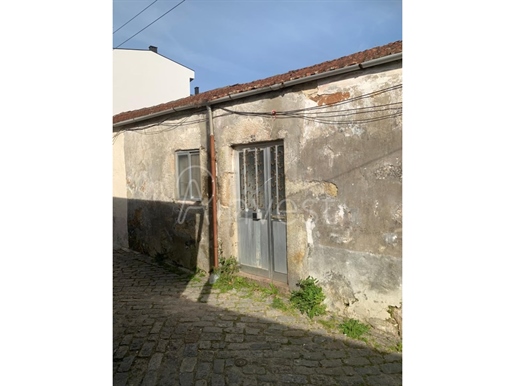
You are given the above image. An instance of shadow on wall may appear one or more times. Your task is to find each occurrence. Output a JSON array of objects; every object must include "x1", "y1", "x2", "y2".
[{"x1": 113, "y1": 197, "x2": 208, "y2": 271}]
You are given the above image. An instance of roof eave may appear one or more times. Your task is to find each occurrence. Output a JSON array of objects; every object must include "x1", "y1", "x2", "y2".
[{"x1": 113, "y1": 52, "x2": 402, "y2": 128}]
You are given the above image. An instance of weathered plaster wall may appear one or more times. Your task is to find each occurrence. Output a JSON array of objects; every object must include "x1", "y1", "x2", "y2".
[
  {"x1": 113, "y1": 132, "x2": 128, "y2": 249},
  {"x1": 121, "y1": 113, "x2": 212, "y2": 272},
  {"x1": 115, "y1": 61, "x2": 402, "y2": 322},
  {"x1": 214, "y1": 62, "x2": 402, "y2": 320}
]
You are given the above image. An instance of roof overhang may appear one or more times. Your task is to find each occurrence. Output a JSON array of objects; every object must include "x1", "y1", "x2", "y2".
[{"x1": 113, "y1": 51, "x2": 402, "y2": 129}]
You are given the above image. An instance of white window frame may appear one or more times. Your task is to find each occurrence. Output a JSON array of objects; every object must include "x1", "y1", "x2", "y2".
[{"x1": 176, "y1": 150, "x2": 201, "y2": 201}]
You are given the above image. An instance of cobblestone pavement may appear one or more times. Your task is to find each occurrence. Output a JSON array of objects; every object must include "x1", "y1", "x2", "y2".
[{"x1": 113, "y1": 249, "x2": 402, "y2": 386}]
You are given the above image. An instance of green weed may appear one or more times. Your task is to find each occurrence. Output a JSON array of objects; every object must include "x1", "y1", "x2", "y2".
[
  {"x1": 211, "y1": 259, "x2": 258, "y2": 293},
  {"x1": 338, "y1": 318, "x2": 370, "y2": 340},
  {"x1": 213, "y1": 255, "x2": 239, "y2": 276},
  {"x1": 271, "y1": 297, "x2": 289, "y2": 311},
  {"x1": 317, "y1": 316, "x2": 339, "y2": 331},
  {"x1": 261, "y1": 283, "x2": 279, "y2": 297},
  {"x1": 213, "y1": 275, "x2": 248, "y2": 293},
  {"x1": 389, "y1": 341, "x2": 402, "y2": 352},
  {"x1": 290, "y1": 276, "x2": 327, "y2": 319}
]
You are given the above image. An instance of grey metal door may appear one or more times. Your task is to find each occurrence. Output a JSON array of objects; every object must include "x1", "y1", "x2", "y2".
[{"x1": 237, "y1": 142, "x2": 287, "y2": 282}]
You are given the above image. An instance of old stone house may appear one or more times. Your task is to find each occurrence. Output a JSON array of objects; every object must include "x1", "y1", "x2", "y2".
[{"x1": 113, "y1": 40, "x2": 402, "y2": 323}]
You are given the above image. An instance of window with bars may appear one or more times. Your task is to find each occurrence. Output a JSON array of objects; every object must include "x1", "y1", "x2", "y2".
[
  {"x1": 176, "y1": 150, "x2": 201, "y2": 200},
  {"x1": 238, "y1": 144, "x2": 286, "y2": 217}
]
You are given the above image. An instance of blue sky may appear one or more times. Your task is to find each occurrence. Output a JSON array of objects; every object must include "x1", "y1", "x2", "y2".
[{"x1": 113, "y1": 0, "x2": 402, "y2": 94}]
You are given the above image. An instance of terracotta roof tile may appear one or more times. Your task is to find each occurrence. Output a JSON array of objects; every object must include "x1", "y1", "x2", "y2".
[{"x1": 114, "y1": 40, "x2": 402, "y2": 125}]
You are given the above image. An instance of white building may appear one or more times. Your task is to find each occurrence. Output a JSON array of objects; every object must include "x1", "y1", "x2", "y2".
[
  {"x1": 113, "y1": 46, "x2": 195, "y2": 248},
  {"x1": 113, "y1": 46, "x2": 195, "y2": 115}
]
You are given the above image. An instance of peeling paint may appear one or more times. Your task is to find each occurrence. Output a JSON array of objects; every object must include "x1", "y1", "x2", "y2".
[
  {"x1": 337, "y1": 204, "x2": 345, "y2": 221},
  {"x1": 322, "y1": 145, "x2": 344, "y2": 168},
  {"x1": 288, "y1": 180, "x2": 338, "y2": 198},
  {"x1": 392, "y1": 205, "x2": 402, "y2": 224},
  {"x1": 306, "y1": 218, "x2": 315, "y2": 246},
  {"x1": 119, "y1": 63, "x2": 402, "y2": 322},
  {"x1": 383, "y1": 233, "x2": 398, "y2": 245},
  {"x1": 373, "y1": 200, "x2": 379, "y2": 217},
  {"x1": 329, "y1": 230, "x2": 353, "y2": 244},
  {"x1": 322, "y1": 145, "x2": 336, "y2": 168},
  {"x1": 310, "y1": 91, "x2": 351, "y2": 106},
  {"x1": 321, "y1": 201, "x2": 354, "y2": 227},
  {"x1": 374, "y1": 163, "x2": 402, "y2": 180}
]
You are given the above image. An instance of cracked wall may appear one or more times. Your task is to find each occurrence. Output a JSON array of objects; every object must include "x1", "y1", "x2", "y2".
[
  {"x1": 214, "y1": 61, "x2": 402, "y2": 320},
  {"x1": 115, "y1": 60, "x2": 402, "y2": 322}
]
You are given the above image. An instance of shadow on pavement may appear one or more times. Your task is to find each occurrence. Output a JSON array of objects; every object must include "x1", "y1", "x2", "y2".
[{"x1": 113, "y1": 249, "x2": 402, "y2": 386}]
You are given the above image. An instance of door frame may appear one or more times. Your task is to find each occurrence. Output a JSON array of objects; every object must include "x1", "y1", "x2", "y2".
[{"x1": 233, "y1": 140, "x2": 288, "y2": 283}]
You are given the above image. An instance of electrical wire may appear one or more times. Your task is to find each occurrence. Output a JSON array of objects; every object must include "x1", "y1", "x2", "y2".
[
  {"x1": 115, "y1": 0, "x2": 187, "y2": 49},
  {"x1": 113, "y1": 83, "x2": 402, "y2": 142},
  {"x1": 284, "y1": 84, "x2": 402, "y2": 114},
  {"x1": 113, "y1": 0, "x2": 159, "y2": 35},
  {"x1": 113, "y1": 110, "x2": 234, "y2": 144},
  {"x1": 147, "y1": 117, "x2": 208, "y2": 135},
  {"x1": 113, "y1": 113, "x2": 177, "y2": 144},
  {"x1": 296, "y1": 111, "x2": 402, "y2": 125},
  {"x1": 220, "y1": 103, "x2": 401, "y2": 119},
  {"x1": 286, "y1": 102, "x2": 402, "y2": 117},
  {"x1": 281, "y1": 104, "x2": 402, "y2": 121},
  {"x1": 113, "y1": 114, "x2": 209, "y2": 144},
  {"x1": 214, "y1": 84, "x2": 402, "y2": 125},
  {"x1": 220, "y1": 88, "x2": 402, "y2": 125},
  {"x1": 219, "y1": 84, "x2": 402, "y2": 118}
]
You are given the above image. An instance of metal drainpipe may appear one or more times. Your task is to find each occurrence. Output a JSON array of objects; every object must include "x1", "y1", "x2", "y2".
[{"x1": 207, "y1": 105, "x2": 219, "y2": 271}]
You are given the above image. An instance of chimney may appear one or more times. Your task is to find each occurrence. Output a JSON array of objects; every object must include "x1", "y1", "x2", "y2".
[
  {"x1": 149, "y1": 45, "x2": 158, "y2": 53},
  {"x1": 194, "y1": 87, "x2": 199, "y2": 95}
]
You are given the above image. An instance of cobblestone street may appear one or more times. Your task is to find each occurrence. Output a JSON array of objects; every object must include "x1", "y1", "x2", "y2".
[{"x1": 113, "y1": 249, "x2": 402, "y2": 385}]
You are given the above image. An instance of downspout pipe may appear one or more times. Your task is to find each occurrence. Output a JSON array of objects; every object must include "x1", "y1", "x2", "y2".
[{"x1": 207, "y1": 105, "x2": 219, "y2": 274}]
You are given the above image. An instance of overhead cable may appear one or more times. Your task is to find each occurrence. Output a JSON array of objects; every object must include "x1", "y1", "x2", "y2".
[
  {"x1": 113, "y1": 0, "x2": 159, "y2": 35},
  {"x1": 115, "y1": 0, "x2": 187, "y2": 48},
  {"x1": 113, "y1": 83, "x2": 402, "y2": 140}
]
